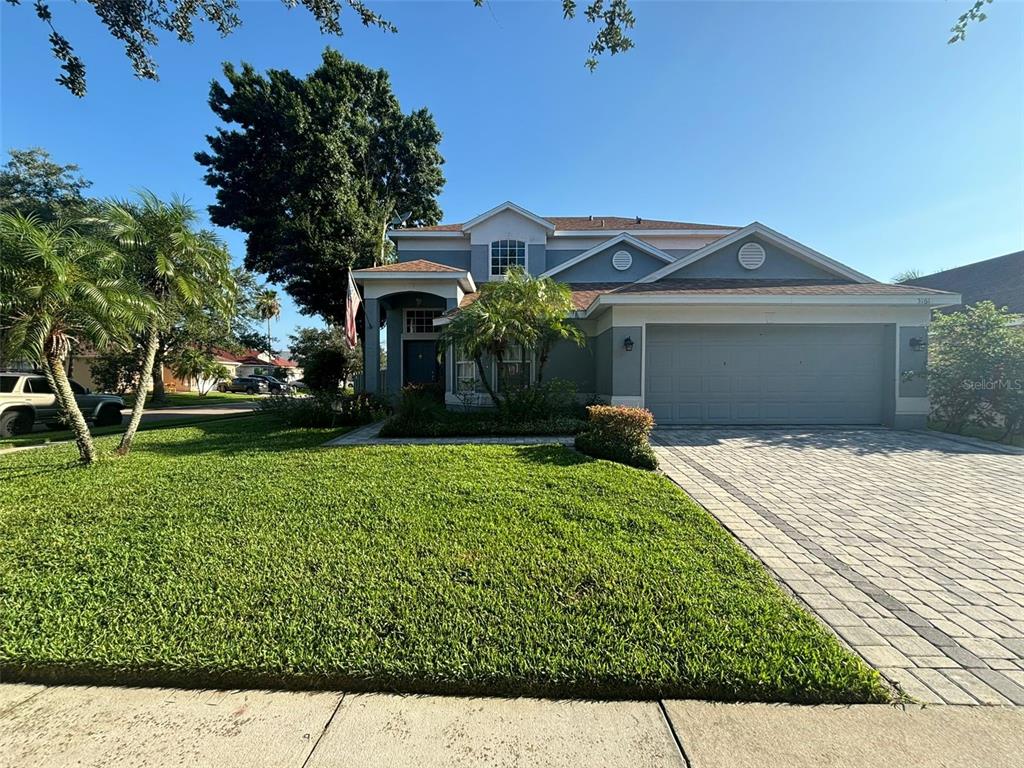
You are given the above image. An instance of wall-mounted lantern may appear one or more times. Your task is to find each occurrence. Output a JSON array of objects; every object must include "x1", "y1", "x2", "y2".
[
  {"x1": 909, "y1": 336, "x2": 926, "y2": 352},
  {"x1": 623, "y1": 336, "x2": 635, "y2": 352}
]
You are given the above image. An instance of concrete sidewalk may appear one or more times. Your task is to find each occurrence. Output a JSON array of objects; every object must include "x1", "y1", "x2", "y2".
[{"x1": 2, "y1": 683, "x2": 1022, "y2": 768}]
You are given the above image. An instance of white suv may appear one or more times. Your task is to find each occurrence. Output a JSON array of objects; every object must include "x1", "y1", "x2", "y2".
[{"x1": 0, "y1": 371, "x2": 125, "y2": 437}]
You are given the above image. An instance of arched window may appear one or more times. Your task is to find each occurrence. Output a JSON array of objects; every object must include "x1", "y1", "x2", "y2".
[{"x1": 490, "y1": 239, "x2": 526, "y2": 276}]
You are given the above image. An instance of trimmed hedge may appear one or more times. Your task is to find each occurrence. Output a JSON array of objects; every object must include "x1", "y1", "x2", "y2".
[
  {"x1": 257, "y1": 392, "x2": 390, "y2": 428},
  {"x1": 574, "y1": 405, "x2": 658, "y2": 470},
  {"x1": 379, "y1": 411, "x2": 585, "y2": 438}
]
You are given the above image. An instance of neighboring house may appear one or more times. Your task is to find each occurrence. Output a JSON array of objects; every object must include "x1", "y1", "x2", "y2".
[
  {"x1": 901, "y1": 250, "x2": 1023, "y2": 317},
  {"x1": 353, "y1": 201, "x2": 960, "y2": 428},
  {"x1": 67, "y1": 348, "x2": 242, "y2": 393},
  {"x1": 229, "y1": 350, "x2": 301, "y2": 381}
]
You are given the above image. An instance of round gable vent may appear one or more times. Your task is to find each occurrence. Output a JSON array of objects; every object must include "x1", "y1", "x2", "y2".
[
  {"x1": 738, "y1": 242, "x2": 766, "y2": 270},
  {"x1": 612, "y1": 249, "x2": 633, "y2": 271}
]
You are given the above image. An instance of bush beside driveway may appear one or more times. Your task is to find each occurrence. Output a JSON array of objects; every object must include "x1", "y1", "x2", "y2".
[{"x1": 0, "y1": 417, "x2": 888, "y2": 703}]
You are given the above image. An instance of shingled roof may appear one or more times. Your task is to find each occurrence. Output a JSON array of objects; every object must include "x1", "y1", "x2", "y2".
[
  {"x1": 357, "y1": 259, "x2": 465, "y2": 273},
  {"x1": 440, "y1": 279, "x2": 950, "y2": 321},
  {"x1": 902, "y1": 251, "x2": 1023, "y2": 314},
  {"x1": 397, "y1": 217, "x2": 738, "y2": 233}
]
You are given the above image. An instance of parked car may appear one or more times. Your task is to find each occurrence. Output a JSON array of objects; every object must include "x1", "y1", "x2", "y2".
[
  {"x1": 217, "y1": 376, "x2": 270, "y2": 395},
  {"x1": 247, "y1": 375, "x2": 292, "y2": 394},
  {"x1": 0, "y1": 370, "x2": 125, "y2": 437}
]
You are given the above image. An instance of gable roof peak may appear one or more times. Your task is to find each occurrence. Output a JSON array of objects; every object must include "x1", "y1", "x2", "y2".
[
  {"x1": 461, "y1": 201, "x2": 555, "y2": 232},
  {"x1": 636, "y1": 222, "x2": 875, "y2": 284}
]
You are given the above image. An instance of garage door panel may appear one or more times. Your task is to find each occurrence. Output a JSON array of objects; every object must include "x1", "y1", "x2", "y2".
[{"x1": 645, "y1": 324, "x2": 885, "y2": 425}]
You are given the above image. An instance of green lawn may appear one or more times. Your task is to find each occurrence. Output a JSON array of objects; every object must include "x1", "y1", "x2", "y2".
[
  {"x1": 0, "y1": 417, "x2": 889, "y2": 703},
  {"x1": 124, "y1": 390, "x2": 263, "y2": 408}
]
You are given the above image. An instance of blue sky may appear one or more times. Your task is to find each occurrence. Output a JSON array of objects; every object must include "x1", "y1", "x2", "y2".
[{"x1": 3, "y1": 1, "x2": 1022, "y2": 345}]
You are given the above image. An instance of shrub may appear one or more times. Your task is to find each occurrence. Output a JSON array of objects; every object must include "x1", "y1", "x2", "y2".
[
  {"x1": 302, "y1": 348, "x2": 350, "y2": 393},
  {"x1": 379, "y1": 411, "x2": 585, "y2": 438},
  {"x1": 89, "y1": 348, "x2": 144, "y2": 395},
  {"x1": 258, "y1": 391, "x2": 390, "y2": 428},
  {"x1": 499, "y1": 378, "x2": 580, "y2": 421},
  {"x1": 925, "y1": 302, "x2": 1024, "y2": 439},
  {"x1": 395, "y1": 383, "x2": 445, "y2": 423},
  {"x1": 574, "y1": 405, "x2": 658, "y2": 470}
]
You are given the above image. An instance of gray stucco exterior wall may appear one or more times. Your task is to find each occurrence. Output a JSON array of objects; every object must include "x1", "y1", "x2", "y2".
[
  {"x1": 385, "y1": 309, "x2": 403, "y2": 395},
  {"x1": 898, "y1": 326, "x2": 928, "y2": 398},
  {"x1": 542, "y1": 333, "x2": 595, "y2": 393},
  {"x1": 593, "y1": 326, "x2": 643, "y2": 400},
  {"x1": 395, "y1": 249, "x2": 471, "y2": 272},
  {"x1": 363, "y1": 298, "x2": 380, "y2": 393},
  {"x1": 594, "y1": 329, "x2": 613, "y2": 399},
  {"x1": 612, "y1": 326, "x2": 643, "y2": 397},
  {"x1": 552, "y1": 244, "x2": 673, "y2": 283},
  {"x1": 528, "y1": 244, "x2": 546, "y2": 276},
  {"x1": 882, "y1": 325, "x2": 896, "y2": 427},
  {"x1": 668, "y1": 236, "x2": 839, "y2": 280},
  {"x1": 470, "y1": 244, "x2": 488, "y2": 285}
]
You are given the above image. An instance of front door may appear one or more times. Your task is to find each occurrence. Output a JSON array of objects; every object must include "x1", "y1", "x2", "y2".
[{"x1": 403, "y1": 339, "x2": 440, "y2": 385}]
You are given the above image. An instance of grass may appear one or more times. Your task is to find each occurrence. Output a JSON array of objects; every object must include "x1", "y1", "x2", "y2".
[
  {"x1": 929, "y1": 419, "x2": 1024, "y2": 448},
  {"x1": 123, "y1": 390, "x2": 262, "y2": 409},
  {"x1": 0, "y1": 412, "x2": 256, "y2": 449},
  {"x1": 0, "y1": 416, "x2": 890, "y2": 703}
]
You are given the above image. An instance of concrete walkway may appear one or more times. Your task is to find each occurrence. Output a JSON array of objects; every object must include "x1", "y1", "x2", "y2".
[
  {"x1": 652, "y1": 428, "x2": 1024, "y2": 706},
  {"x1": 323, "y1": 421, "x2": 575, "y2": 447},
  {"x1": 2, "y1": 683, "x2": 1022, "y2": 767}
]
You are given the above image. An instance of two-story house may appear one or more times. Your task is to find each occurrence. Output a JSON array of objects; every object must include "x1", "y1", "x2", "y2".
[{"x1": 353, "y1": 202, "x2": 959, "y2": 428}]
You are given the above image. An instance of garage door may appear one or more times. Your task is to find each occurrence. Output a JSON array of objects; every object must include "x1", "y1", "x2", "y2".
[{"x1": 645, "y1": 324, "x2": 886, "y2": 425}]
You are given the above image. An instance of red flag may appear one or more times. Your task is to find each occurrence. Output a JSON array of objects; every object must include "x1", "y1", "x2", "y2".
[{"x1": 345, "y1": 271, "x2": 362, "y2": 347}]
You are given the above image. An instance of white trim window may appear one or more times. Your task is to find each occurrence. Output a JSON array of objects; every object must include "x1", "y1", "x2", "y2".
[
  {"x1": 455, "y1": 348, "x2": 481, "y2": 393},
  {"x1": 497, "y1": 344, "x2": 533, "y2": 391},
  {"x1": 404, "y1": 308, "x2": 441, "y2": 336},
  {"x1": 490, "y1": 239, "x2": 526, "y2": 277}
]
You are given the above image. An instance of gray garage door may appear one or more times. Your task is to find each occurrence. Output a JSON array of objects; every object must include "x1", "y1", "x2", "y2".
[{"x1": 645, "y1": 324, "x2": 886, "y2": 425}]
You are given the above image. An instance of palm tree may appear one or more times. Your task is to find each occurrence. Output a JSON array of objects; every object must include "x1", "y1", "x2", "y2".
[
  {"x1": 101, "y1": 192, "x2": 234, "y2": 455},
  {"x1": 0, "y1": 212, "x2": 151, "y2": 464},
  {"x1": 255, "y1": 289, "x2": 281, "y2": 357},
  {"x1": 515, "y1": 269, "x2": 584, "y2": 383},
  {"x1": 438, "y1": 268, "x2": 585, "y2": 406}
]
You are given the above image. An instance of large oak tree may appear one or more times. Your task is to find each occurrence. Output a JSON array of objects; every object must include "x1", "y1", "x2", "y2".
[{"x1": 196, "y1": 49, "x2": 444, "y2": 323}]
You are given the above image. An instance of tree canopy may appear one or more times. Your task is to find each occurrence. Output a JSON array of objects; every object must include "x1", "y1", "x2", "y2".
[
  {"x1": 9, "y1": 0, "x2": 637, "y2": 97},
  {"x1": 197, "y1": 49, "x2": 445, "y2": 324},
  {"x1": 0, "y1": 147, "x2": 93, "y2": 220}
]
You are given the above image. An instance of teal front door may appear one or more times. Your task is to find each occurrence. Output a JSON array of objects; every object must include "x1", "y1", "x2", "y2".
[{"x1": 403, "y1": 340, "x2": 440, "y2": 385}]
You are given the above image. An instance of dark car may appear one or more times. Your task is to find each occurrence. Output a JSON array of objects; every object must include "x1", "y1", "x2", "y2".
[
  {"x1": 248, "y1": 375, "x2": 292, "y2": 394},
  {"x1": 217, "y1": 376, "x2": 270, "y2": 395}
]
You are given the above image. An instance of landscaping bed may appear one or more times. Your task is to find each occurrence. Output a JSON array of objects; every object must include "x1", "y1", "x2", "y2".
[
  {"x1": 0, "y1": 416, "x2": 889, "y2": 703},
  {"x1": 379, "y1": 410, "x2": 585, "y2": 438}
]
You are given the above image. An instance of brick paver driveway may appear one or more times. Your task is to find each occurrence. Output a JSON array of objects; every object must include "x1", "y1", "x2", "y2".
[{"x1": 653, "y1": 428, "x2": 1024, "y2": 705}]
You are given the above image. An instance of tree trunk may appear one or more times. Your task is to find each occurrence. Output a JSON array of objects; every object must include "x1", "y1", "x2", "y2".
[
  {"x1": 46, "y1": 349, "x2": 96, "y2": 465},
  {"x1": 41, "y1": 363, "x2": 68, "y2": 425},
  {"x1": 379, "y1": 216, "x2": 390, "y2": 267},
  {"x1": 536, "y1": 345, "x2": 550, "y2": 385},
  {"x1": 117, "y1": 325, "x2": 160, "y2": 456},
  {"x1": 151, "y1": 338, "x2": 167, "y2": 403},
  {"x1": 474, "y1": 356, "x2": 501, "y2": 409}
]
